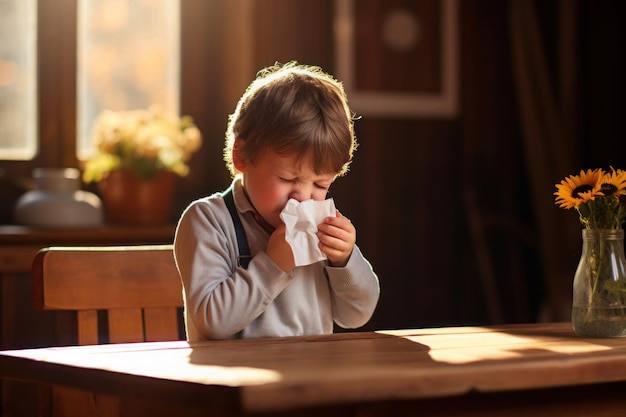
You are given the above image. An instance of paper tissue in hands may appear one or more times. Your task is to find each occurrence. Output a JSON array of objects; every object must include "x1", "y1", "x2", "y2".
[{"x1": 279, "y1": 198, "x2": 336, "y2": 266}]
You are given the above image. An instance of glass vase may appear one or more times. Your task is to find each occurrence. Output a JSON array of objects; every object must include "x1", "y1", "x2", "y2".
[{"x1": 572, "y1": 228, "x2": 626, "y2": 337}]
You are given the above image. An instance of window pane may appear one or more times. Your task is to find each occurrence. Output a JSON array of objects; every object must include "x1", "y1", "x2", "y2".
[
  {"x1": 0, "y1": 0, "x2": 37, "y2": 160},
  {"x1": 77, "y1": 0, "x2": 180, "y2": 160}
]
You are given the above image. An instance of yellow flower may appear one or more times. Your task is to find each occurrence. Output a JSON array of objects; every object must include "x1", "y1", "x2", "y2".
[
  {"x1": 555, "y1": 168, "x2": 626, "y2": 229},
  {"x1": 83, "y1": 106, "x2": 202, "y2": 182},
  {"x1": 600, "y1": 168, "x2": 626, "y2": 196},
  {"x1": 554, "y1": 169, "x2": 603, "y2": 209}
]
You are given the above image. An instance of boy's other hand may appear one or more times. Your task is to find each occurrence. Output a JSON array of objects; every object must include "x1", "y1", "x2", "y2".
[
  {"x1": 266, "y1": 223, "x2": 296, "y2": 272},
  {"x1": 317, "y1": 210, "x2": 356, "y2": 267}
]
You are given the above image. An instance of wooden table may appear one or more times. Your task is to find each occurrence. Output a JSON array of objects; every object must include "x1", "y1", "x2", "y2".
[{"x1": 1, "y1": 322, "x2": 626, "y2": 416}]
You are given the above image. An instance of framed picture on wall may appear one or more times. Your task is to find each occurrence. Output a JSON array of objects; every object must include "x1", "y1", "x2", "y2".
[{"x1": 334, "y1": 0, "x2": 459, "y2": 118}]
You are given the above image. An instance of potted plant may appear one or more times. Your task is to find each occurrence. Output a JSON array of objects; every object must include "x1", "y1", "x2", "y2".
[{"x1": 83, "y1": 106, "x2": 202, "y2": 224}]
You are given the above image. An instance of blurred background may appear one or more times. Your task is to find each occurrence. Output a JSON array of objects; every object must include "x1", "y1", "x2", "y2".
[{"x1": 2, "y1": 0, "x2": 626, "y2": 339}]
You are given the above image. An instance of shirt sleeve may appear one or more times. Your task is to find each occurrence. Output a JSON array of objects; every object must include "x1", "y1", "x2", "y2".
[
  {"x1": 174, "y1": 198, "x2": 293, "y2": 339},
  {"x1": 325, "y1": 246, "x2": 380, "y2": 329}
]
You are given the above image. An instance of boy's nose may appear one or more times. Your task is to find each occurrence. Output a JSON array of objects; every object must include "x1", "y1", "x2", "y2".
[{"x1": 289, "y1": 184, "x2": 312, "y2": 202}]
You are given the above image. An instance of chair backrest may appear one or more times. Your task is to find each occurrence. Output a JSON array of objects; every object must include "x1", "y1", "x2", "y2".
[{"x1": 31, "y1": 245, "x2": 184, "y2": 345}]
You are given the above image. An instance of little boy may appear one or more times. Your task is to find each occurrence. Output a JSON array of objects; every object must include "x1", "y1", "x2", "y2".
[{"x1": 174, "y1": 62, "x2": 379, "y2": 340}]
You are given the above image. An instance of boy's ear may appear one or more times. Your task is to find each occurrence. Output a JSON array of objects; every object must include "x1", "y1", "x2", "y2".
[{"x1": 232, "y1": 139, "x2": 247, "y2": 172}]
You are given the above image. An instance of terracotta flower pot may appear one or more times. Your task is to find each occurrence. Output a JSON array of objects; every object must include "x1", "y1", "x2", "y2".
[{"x1": 97, "y1": 169, "x2": 175, "y2": 225}]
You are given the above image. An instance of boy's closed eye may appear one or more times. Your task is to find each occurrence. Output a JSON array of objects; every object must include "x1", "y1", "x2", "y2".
[{"x1": 279, "y1": 177, "x2": 328, "y2": 190}]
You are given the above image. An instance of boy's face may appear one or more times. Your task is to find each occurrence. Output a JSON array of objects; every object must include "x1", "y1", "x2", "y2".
[{"x1": 237, "y1": 149, "x2": 336, "y2": 228}]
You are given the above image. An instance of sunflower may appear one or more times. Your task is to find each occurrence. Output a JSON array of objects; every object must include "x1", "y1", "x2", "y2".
[
  {"x1": 555, "y1": 168, "x2": 626, "y2": 229},
  {"x1": 554, "y1": 169, "x2": 603, "y2": 209},
  {"x1": 600, "y1": 168, "x2": 626, "y2": 197}
]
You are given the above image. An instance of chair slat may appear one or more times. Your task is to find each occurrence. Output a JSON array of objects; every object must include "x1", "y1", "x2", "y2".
[
  {"x1": 144, "y1": 307, "x2": 180, "y2": 342},
  {"x1": 32, "y1": 245, "x2": 182, "y2": 311},
  {"x1": 77, "y1": 310, "x2": 99, "y2": 346},
  {"x1": 108, "y1": 309, "x2": 145, "y2": 344}
]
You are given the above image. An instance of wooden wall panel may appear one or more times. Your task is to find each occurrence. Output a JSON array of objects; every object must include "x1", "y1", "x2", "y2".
[
  {"x1": 354, "y1": 0, "x2": 441, "y2": 93},
  {"x1": 2, "y1": 0, "x2": 563, "y2": 331},
  {"x1": 206, "y1": 0, "x2": 482, "y2": 330},
  {"x1": 250, "y1": 0, "x2": 334, "y2": 69}
]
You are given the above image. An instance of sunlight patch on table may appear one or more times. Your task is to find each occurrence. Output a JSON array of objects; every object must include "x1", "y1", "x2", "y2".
[
  {"x1": 379, "y1": 329, "x2": 612, "y2": 364},
  {"x1": 49, "y1": 347, "x2": 283, "y2": 386}
]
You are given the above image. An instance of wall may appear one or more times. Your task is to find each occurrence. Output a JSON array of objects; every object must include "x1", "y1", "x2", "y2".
[
  {"x1": 178, "y1": 0, "x2": 543, "y2": 331},
  {"x1": 6, "y1": 0, "x2": 626, "y2": 331}
]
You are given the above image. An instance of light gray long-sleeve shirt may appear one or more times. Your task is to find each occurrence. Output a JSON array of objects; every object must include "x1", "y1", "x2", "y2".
[{"x1": 173, "y1": 178, "x2": 380, "y2": 340}]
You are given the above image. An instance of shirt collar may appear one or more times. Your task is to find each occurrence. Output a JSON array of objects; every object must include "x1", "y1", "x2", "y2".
[{"x1": 231, "y1": 176, "x2": 256, "y2": 215}]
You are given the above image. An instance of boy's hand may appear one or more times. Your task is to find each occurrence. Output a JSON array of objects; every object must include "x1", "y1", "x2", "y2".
[
  {"x1": 266, "y1": 223, "x2": 296, "y2": 272},
  {"x1": 317, "y1": 210, "x2": 356, "y2": 267}
]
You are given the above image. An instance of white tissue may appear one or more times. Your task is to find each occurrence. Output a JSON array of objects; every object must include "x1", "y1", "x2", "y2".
[{"x1": 279, "y1": 198, "x2": 336, "y2": 267}]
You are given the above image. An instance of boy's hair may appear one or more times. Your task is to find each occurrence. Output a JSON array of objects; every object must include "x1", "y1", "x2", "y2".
[{"x1": 224, "y1": 62, "x2": 358, "y2": 177}]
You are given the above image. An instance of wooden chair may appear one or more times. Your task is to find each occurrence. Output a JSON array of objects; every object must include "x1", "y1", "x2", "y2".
[
  {"x1": 30, "y1": 244, "x2": 184, "y2": 417},
  {"x1": 32, "y1": 244, "x2": 183, "y2": 345}
]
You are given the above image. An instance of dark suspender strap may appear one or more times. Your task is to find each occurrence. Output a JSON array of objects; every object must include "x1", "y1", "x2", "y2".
[{"x1": 222, "y1": 187, "x2": 251, "y2": 269}]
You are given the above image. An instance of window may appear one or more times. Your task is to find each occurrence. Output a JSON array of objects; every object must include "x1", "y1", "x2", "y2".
[
  {"x1": 0, "y1": 0, "x2": 37, "y2": 160},
  {"x1": 0, "y1": 0, "x2": 212, "y2": 226},
  {"x1": 76, "y1": 0, "x2": 180, "y2": 160}
]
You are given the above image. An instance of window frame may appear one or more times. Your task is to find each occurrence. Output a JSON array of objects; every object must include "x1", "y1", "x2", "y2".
[{"x1": 1, "y1": 0, "x2": 75, "y2": 179}]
